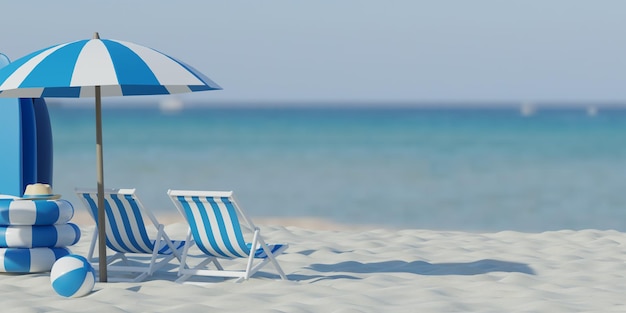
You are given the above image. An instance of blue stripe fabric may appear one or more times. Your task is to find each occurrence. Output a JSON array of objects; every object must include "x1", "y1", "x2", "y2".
[
  {"x1": 0, "y1": 200, "x2": 10, "y2": 225},
  {"x1": 125, "y1": 85, "x2": 170, "y2": 96},
  {"x1": 0, "y1": 227, "x2": 6, "y2": 247},
  {"x1": 177, "y1": 196, "x2": 204, "y2": 255},
  {"x1": 78, "y1": 191, "x2": 178, "y2": 255},
  {"x1": 53, "y1": 247, "x2": 71, "y2": 260},
  {"x1": 20, "y1": 40, "x2": 88, "y2": 88},
  {"x1": 220, "y1": 197, "x2": 250, "y2": 254},
  {"x1": 191, "y1": 196, "x2": 228, "y2": 257},
  {"x1": 122, "y1": 194, "x2": 153, "y2": 252},
  {"x1": 4, "y1": 248, "x2": 29, "y2": 272},
  {"x1": 176, "y1": 195, "x2": 255, "y2": 259},
  {"x1": 0, "y1": 224, "x2": 81, "y2": 248},
  {"x1": 167, "y1": 57, "x2": 213, "y2": 87},
  {"x1": 41, "y1": 86, "x2": 82, "y2": 97},
  {"x1": 206, "y1": 196, "x2": 243, "y2": 258},
  {"x1": 251, "y1": 244, "x2": 286, "y2": 259},
  {"x1": 34, "y1": 200, "x2": 61, "y2": 225},
  {"x1": 81, "y1": 194, "x2": 98, "y2": 222},
  {"x1": 31, "y1": 225, "x2": 57, "y2": 248},
  {"x1": 0, "y1": 247, "x2": 71, "y2": 273},
  {"x1": 0, "y1": 37, "x2": 221, "y2": 98},
  {"x1": 189, "y1": 85, "x2": 214, "y2": 92},
  {"x1": 68, "y1": 223, "x2": 81, "y2": 246},
  {"x1": 0, "y1": 45, "x2": 54, "y2": 82},
  {"x1": 103, "y1": 195, "x2": 133, "y2": 253},
  {"x1": 81, "y1": 193, "x2": 120, "y2": 250},
  {"x1": 102, "y1": 40, "x2": 166, "y2": 93},
  {"x1": 0, "y1": 199, "x2": 74, "y2": 226},
  {"x1": 109, "y1": 194, "x2": 137, "y2": 252},
  {"x1": 156, "y1": 240, "x2": 185, "y2": 254}
]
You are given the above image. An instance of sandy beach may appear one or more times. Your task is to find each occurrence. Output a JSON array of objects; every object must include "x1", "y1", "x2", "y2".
[{"x1": 0, "y1": 216, "x2": 624, "y2": 313}]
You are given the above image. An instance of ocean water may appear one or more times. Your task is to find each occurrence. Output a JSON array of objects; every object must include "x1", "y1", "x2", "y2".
[{"x1": 47, "y1": 105, "x2": 626, "y2": 232}]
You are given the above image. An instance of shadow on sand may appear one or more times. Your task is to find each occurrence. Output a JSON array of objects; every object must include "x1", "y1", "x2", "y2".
[{"x1": 304, "y1": 259, "x2": 534, "y2": 277}]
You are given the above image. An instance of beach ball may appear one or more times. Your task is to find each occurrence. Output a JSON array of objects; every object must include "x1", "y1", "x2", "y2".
[{"x1": 50, "y1": 254, "x2": 95, "y2": 298}]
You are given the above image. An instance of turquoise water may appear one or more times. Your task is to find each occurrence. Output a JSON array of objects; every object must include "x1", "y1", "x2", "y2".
[{"x1": 47, "y1": 105, "x2": 626, "y2": 231}]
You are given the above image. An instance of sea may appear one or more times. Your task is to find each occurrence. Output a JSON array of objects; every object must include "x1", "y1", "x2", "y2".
[{"x1": 46, "y1": 104, "x2": 626, "y2": 232}]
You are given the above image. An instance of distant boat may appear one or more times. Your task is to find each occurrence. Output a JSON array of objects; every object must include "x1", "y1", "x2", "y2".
[
  {"x1": 586, "y1": 106, "x2": 598, "y2": 117},
  {"x1": 520, "y1": 102, "x2": 535, "y2": 117},
  {"x1": 159, "y1": 97, "x2": 184, "y2": 113}
]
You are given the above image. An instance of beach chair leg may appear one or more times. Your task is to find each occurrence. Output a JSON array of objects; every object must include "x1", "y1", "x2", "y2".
[
  {"x1": 178, "y1": 233, "x2": 193, "y2": 275},
  {"x1": 148, "y1": 227, "x2": 167, "y2": 274},
  {"x1": 212, "y1": 258, "x2": 224, "y2": 271},
  {"x1": 175, "y1": 273, "x2": 193, "y2": 283},
  {"x1": 119, "y1": 254, "x2": 130, "y2": 265},
  {"x1": 243, "y1": 230, "x2": 260, "y2": 280},
  {"x1": 133, "y1": 272, "x2": 150, "y2": 282},
  {"x1": 266, "y1": 248, "x2": 288, "y2": 280},
  {"x1": 87, "y1": 229, "x2": 98, "y2": 262},
  {"x1": 162, "y1": 231, "x2": 183, "y2": 261},
  {"x1": 175, "y1": 257, "x2": 223, "y2": 283},
  {"x1": 258, "y1": 237, "x2": 289, "y2": 280}
]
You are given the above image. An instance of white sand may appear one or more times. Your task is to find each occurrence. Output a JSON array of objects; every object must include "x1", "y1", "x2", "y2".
[{"x1": 2, "y1": 218, "x2": 626, "y2": 312}]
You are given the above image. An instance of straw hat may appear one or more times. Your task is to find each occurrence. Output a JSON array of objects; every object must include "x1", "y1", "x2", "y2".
[{"x1": 21, "y1": 183, "x2": 61, "y2": 200}]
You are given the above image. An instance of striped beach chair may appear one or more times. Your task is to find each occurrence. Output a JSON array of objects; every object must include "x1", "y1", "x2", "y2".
[
  {"x1": 75, "y1": 188, "x2": 185, "y2": 282},
  {"x1": 167, "y1": 190, "x2": 288, "y2": 283}
]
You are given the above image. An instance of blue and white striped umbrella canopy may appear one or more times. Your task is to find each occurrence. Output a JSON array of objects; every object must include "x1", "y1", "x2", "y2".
[{"x1": 0, "y1": 37, "x2": 221, "y2": 98}]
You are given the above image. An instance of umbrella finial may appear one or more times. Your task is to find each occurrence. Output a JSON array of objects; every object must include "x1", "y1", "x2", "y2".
[{"x1": 93, "y1": 32, "x2": 100, "y2": 39}]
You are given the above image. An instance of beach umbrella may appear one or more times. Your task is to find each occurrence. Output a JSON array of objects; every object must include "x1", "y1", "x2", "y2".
[{"x1": 0, "y1": 33, "x2": 221, "y2": 282}]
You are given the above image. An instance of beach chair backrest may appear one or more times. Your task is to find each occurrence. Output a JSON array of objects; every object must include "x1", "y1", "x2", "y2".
[
  {"x1": 171, "y1": 192, "x2": 251, "y2": 258},
  {"x1": 77, "y1": 189, "x2": 155, "y2": 254}
]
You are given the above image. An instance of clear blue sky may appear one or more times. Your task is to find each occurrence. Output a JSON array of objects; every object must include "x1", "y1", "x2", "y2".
[{"x1": 2, "y1": 1, "x2": 626, "y2": 105}]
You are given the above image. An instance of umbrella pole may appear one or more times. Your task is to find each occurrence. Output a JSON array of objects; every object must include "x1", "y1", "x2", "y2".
[{"x1": 95, "y1": 85, "x2": 107, "y2": 282}]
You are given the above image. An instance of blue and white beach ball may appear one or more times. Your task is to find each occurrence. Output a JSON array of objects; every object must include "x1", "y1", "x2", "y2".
[{"x1": 50, "y1": 254, "x2": 95, "y2": 298}]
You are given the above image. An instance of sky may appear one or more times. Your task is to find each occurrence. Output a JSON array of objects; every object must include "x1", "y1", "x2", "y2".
[{"x1": 2, "y1": 1, "x2": 626, "y2": 106}]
